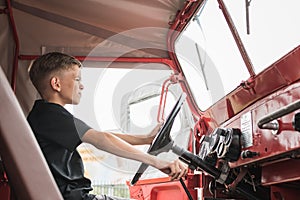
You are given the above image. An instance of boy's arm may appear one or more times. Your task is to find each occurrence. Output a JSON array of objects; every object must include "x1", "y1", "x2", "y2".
[
  {"x1": 81, "y1": 129, "x2": 187, "y2": 180},
  {"x1": 110, "y1": 123, "x2": 162, "y2": 145}
]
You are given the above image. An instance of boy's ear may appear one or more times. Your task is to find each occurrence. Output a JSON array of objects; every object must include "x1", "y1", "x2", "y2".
[{"x1": 50, "y1": 77, "x2": 61, "y2": 92}]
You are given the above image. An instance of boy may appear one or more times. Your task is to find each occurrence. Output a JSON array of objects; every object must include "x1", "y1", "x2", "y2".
[{"x1": 27, "y1": 52, "x2": 187, "y2": 200}]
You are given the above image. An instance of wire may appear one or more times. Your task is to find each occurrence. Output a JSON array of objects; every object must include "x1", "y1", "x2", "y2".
[{"x1": 179, "y1": 178, "x2": 194, "y2": 200}]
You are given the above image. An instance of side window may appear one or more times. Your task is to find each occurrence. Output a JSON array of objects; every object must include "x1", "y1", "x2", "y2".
[
  {"x1": 122, "y1": 83, "x2": 191, "y2": 179},
  {"x1": 72, "y1": 66, "x2": 192, "y2": 184}
]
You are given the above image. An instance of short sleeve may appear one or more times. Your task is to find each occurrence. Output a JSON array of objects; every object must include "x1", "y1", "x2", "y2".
[
  {"x1": 28, "y1": 102, "x2": 91, "y2": 151},
  {"x1": 74, "y1": 117, "x2": 91, "y2": 139}
]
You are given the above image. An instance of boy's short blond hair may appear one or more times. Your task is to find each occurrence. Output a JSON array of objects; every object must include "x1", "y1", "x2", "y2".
[{"x1": 29, "y1": 52, "x2": 82, "y2": 96}]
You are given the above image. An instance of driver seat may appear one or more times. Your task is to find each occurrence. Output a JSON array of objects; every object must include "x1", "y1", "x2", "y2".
[{"x1": 0, "y1": 67, "x2": 63, "y2": 199}]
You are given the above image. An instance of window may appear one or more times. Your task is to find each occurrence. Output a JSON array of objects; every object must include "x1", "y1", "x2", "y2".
[
  {"x1": 175, "y1": 0, "x2": 249, "y2": 110},
  {"x1": 224, "y1": 0, "x2": 300, "y2": 73},
  {"x1": 71, "y1": 66, "x2": 191, "y2": 183},
  {"x1": 121, "y1": 83, "x2": 191, "y2": 180}
]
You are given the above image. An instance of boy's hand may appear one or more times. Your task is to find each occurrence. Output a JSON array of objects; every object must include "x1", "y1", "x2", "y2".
[
  {"x1": 155, "y1": 158, "x2": 188, "y2": 181},
  {"x1": 145, "y1": 122, "x2": 164, "y2": 144}
]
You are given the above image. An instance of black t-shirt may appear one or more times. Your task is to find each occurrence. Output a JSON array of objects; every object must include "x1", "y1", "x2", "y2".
[{"x1": 27, "y1": 100, "x2": 95, "y2": 200}]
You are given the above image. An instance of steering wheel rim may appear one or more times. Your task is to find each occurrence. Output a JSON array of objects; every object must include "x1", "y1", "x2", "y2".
[{"x1": 130, "y1": 93, "x2": 186, "y2": 185}]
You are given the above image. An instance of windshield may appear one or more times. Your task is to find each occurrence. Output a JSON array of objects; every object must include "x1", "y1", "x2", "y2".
[
  {"x1": 175, "y1": 0, "x2": 249, "y2": 110},
  {"x1": 224, "y1": 0, "x2": 300, "y2": 73},
  {"x1": 175, "y1": 0, "x2": 300, "y2": 110}
]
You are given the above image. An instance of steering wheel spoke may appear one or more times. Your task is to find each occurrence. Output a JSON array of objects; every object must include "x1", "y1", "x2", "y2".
[{"x1": 130, "y1": 93, "x2": 186, "y2": 185}]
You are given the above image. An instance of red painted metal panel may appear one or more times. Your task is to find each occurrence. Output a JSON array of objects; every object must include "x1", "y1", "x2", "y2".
[
  {"x1": 0, "y1": 169, "x2": 10, "y2": 200},
  {"x1": 262, "y1": 159, "x2": 300, "y2": 185},
  {"x1": 204, "y1": 46, "x2": 300, "y2": 130},
  {"x1": 226, "y1": 81, "x2": 300, "y2": 167},
  {"x1": 128, "y1": 177, "x2": 197, "y2": 200},
  {"x1": 150, "y1": 184, "x2": 188, "y2": 200},
  {"x1": 270, "y1": 185, "x2": 300, "y2": 200}
]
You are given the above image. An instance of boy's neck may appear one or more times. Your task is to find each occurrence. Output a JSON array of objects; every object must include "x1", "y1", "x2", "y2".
[{"x1": 43, "y1": 96, "x2": 66, "y2": 107}]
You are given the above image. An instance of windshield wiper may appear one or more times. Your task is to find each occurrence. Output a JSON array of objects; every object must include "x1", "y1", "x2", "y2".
[
  {"x1": 245, "y1": 0, "x2": 252, "y2": 34},
  {"x1": 195, "y1": 43, "x2": 209, "y2": 90},
  {"x1": 193, "y1": 11, "x2": 209, "y2": 91}
]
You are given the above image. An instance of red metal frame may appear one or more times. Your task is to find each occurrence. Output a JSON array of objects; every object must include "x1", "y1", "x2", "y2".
[
  {"x1": 157, "y1": 78, "x2": 171, "y2": 123},
  {"x1": 0, "y1": 166, "x2": 10, "y2": 200},
  {"x1": 6, "y1": 0, "x2": 20, "y2": 92},
  {"x1": 19, "y1": 55, "x2": 176, "y2": 69},
  {"x1": 217, "y1": 0, "x2": 255, "y2": 77},
  {"x1": 166, "y1": 0, "x2": 205, "y2": 121}
]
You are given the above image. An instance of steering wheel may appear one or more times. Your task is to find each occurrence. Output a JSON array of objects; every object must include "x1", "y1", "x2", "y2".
[{"x1": 130, "y1": 93, "x2": 187, "y2": 185}]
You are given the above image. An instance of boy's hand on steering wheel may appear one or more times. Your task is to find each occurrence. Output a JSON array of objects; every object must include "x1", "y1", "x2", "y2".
[
  {"x1": 155, "y1": 158, "x2": 188, "y2": 181},
  {"x1": 145, "y1": 122, "x2": 164, "y2": 144}
]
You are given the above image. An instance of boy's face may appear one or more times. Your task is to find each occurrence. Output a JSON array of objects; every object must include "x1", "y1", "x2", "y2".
[{"x1": 57, "y1": 64, "x2": 83, "y2": 105}]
